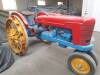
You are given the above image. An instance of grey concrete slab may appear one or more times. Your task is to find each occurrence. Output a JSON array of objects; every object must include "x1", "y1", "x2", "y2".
[
  {"x1": 0, "y1": 43, "x2": 74, "y2": 75},
  {"x1": 93, "y1": 32, "x2": 100, "y2": 75}
]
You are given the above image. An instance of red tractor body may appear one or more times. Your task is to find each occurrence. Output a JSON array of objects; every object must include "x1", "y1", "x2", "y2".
[{"x1": 36, "y1": 13, "x2": 95, "y2": 46}]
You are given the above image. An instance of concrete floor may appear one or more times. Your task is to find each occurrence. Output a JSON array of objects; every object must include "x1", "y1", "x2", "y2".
[{"x1": 0, "y1": 26, "x2": 99, "y2": 75}]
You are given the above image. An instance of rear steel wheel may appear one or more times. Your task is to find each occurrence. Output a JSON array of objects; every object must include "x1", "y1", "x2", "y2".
[{"x1": 6, "y1": 14, "x2": 28, "y2": 55}]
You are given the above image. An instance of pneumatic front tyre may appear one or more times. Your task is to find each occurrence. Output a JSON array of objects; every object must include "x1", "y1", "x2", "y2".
[
  {"x1": 67, "y1": 52, "x2": 96, "y2": 75},
  {"x1": 88, "y1": 50, "x2": 98, "y2": 66}
]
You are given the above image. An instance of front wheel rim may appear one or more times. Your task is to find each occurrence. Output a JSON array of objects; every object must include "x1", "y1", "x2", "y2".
[{"x1": 71, "y1": 57, "x2": 90, "y2": 74}]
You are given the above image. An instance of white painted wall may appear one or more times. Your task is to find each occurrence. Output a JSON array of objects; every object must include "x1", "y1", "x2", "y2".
[
  {"x1": 92, "y1": 0, "x2": 100, "y2": 31},
  {"x1": 82, "y1": 0, "x2": 100, "y2": 32},
  {"x1": 82, "y1": 0, "x2": 94, "y2": 18},
  {"x1": 0, "y1": 0, "x2": 36, "y2": 10},
  {"x1": 2, "y1": 0, "x2": 17, "y2": 10}
]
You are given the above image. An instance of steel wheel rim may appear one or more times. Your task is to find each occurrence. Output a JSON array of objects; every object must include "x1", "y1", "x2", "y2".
[
  {"x1": 71, "y1": 57, "x2": 90, "y2": 74},
  {"x1": 6, "y1": 15, "x2": 28, "y2": 54}
]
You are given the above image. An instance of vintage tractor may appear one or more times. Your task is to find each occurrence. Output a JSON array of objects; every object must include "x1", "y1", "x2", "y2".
[{"x1": 5, "y1": 7, "x2": 97, "y2": 75}]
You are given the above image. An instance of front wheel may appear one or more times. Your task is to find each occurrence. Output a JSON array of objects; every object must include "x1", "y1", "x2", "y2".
[{"x1": 67, "y1": 52, "x2": 96, "y2": 75}]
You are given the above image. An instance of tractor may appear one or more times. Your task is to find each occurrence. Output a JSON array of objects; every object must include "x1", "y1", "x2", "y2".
[{"x1": 5, "y1": 6, "x2": 97, "y2": 75}]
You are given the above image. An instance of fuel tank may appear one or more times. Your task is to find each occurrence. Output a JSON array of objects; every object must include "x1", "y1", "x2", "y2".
[{"x1": 35, "y1": 13, "x2": 84, "y2": 28}]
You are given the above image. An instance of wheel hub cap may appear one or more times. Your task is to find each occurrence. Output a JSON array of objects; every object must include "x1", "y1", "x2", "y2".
[{"x1": 71, "y1": 57, "x2": 90, "y2": 74}]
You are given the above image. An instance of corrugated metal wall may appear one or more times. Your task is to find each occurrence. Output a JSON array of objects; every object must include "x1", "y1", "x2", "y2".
[
  {"x1": 45, "y1": 0, "x2": 67, "y2": 6},
  {"x1": 16, "y1": 0, "x2": 37, "y2": 10},
  {"x1": 16, "y1": 0, "x2": 29, "y2": 10},
  {"x1": 69, "y1": 0, "x2": 82, "y2": 15}
]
